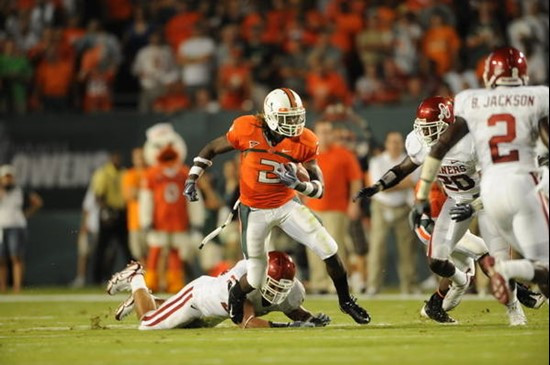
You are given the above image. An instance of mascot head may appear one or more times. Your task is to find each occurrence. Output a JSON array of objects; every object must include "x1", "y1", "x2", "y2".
[{"x1": 144, "y1": 123, "x2": 187, "y2": 166}]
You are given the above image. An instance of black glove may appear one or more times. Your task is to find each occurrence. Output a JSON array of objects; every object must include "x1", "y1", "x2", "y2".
[
  {"x1": 353, "y1": 184, "x2": 381, "y2": 202},
  {"x1": 306, "y1": 313, "x2": 331, "y2": 327},
  {"x1": 183, "y1": 179, "x2": 198, "y2": 202},
  {"x1": 449, "y1": 203, "x2": 474, "y2": 222},
  {"x1": 410, "y1": 200, "x2": 431, "y2": 228},
  {"x1": 408, "y1": 209, "x2": 434, "y2": 234}
]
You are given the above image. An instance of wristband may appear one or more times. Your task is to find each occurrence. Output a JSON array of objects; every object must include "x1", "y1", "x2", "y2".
[
  {"x1": 193, "y1": 156, "x2": 213, "y2": 167},
  {"x1": 189, "y1": 165, "x2": 205, "y2": 179}
]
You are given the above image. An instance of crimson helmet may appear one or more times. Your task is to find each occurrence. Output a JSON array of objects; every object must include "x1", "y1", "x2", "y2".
[
  {"x1": 260, "y1": 251, "x2": 296, "y2": 305},
  {"x1": 483, "y1": 47, "x2": 529, "y2": 89},
  {"x1": 413, "y1": 96, "x2": 454, "y2": 147}
]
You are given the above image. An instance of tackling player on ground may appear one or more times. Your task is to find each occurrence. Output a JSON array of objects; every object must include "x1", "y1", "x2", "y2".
[
  {"x1": 107, "y1": 251, "x2": 331, "y2": 329},
  {"x1": 412, "y1": 47, "x2": 549, "y2": 306},
  {"x1": 183, "y1": 88, "x2": 370, "y2": 325}
]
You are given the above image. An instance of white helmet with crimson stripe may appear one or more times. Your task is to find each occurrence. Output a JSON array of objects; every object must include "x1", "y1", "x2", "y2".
[{"x1": 263, "y1": 88, "x2": 306, "y2": 137}]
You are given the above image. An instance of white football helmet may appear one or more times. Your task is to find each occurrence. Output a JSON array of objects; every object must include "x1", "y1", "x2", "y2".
[{"x1": 263, "y1": 88, "x2": 306, "y2": 137}]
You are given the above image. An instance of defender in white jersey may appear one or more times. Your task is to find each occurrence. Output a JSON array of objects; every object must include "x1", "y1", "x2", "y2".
[
  {"x1": 106, "y1": 252, "x2": 331, "y2": 330},
  {"x1": 414, "y1": 47, "x2": 549, "y2": 305},
  {"x1": 355, "y1": 96, "x2": 530, "y2": 324}
]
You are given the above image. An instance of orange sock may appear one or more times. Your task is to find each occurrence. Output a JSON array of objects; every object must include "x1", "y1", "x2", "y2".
[
  {"x1": 145, "y1": 247, "x2": 161, "y2": 292},
  {"x1": 166, "y1": 249, "x2": 184, "y2": 293}
]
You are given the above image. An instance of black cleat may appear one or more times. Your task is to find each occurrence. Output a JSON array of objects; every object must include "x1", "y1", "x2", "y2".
[
  {"x1": 517, "y1": 282, "x2": 546, "y2": 309},
  {"x1": 420, "y1": 292, "x2": 456, "y2": 324},
  {"x1": 340, "y1": 296, "x2": 371, "y2": 324},
  {"x1": 228, "y1": 285, "x2": 246, "y2": 324}
]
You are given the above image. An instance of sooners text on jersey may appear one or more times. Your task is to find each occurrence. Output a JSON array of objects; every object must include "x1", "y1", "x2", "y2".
[{"x1": 406, "y1": 131, "x2": 480, "y2": 202}]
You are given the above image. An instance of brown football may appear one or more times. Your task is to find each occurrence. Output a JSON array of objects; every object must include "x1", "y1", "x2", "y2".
[{"x1": 287, "y1": 162, "x2": 310, "y2": 182}]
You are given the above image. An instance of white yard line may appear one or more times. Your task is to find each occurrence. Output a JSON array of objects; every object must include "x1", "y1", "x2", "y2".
[{"x1": 0, "y1": 293, "x2": 499, "y2": 303}]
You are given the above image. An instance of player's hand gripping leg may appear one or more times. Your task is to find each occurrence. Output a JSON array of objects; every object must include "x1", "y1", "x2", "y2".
[{"x1": 228, "y1": 275, "x2": 253, "y2": 324}]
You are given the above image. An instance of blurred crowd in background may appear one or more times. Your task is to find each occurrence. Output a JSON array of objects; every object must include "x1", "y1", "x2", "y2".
[
  {"x1": 1, "y1": 0, "x2": 548, "y2": 295},
  {"x1": 0, "y1": 0, "x2": 548, "y2": 114}
]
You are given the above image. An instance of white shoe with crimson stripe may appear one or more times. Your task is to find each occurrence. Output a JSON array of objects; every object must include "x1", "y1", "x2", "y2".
[
  {"x1": 115, "y1": 295, "x2": 135, "y2": 321},
  {"x1": 106, "y1": 261, "x2": 144, "y2": 296}
]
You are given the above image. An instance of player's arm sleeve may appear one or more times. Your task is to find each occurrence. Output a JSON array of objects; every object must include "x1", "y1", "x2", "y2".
[
  {"x1": 373, "y1": 156, "x2": 419, "y2": 193},
  {"x1": 225, "y1": 119, "x2": 245, "y2": 151}
]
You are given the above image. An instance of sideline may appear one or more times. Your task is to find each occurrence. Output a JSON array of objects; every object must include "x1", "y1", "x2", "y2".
[{"x1": 0, "y1": 293, "x2": 498, "y2": 303}]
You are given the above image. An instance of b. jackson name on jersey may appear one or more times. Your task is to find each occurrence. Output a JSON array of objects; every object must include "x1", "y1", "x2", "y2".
[{"x1": 471, "y1": 94, "x2": 535, "y2": 109}]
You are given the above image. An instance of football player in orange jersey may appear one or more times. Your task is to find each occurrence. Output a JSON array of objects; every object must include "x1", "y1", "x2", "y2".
[{"x1": 184, "y1": 88, "x2": 370, "y2": 325}]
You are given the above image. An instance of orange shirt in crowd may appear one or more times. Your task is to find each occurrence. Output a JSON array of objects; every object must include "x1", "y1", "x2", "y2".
[
  {"x1": 331, "y1": 13, "x2": 363, "y2": 52},
  {"x1": 226, "y1": 115, "x2": 319, "y2": 209},
  {"x1": 218, "y1": 62, "x2": 251, "y2": 110},
  {"x1": 63, "y1": 27, "x2": 86, "y2": 47},
  {"x1": 36, "y1": 58, "x2": 73, "y2": 97},
  {"x1": 143, "y1": 164, "x2": 190, "y2": 232},
  {"x1": 305, "y1": 145, "x2": 362, "y2": 213},
  {"x1": 103, "y1": 0, "x2": 133, "y2": 21},
  {"x1": 240, "y1": 12, "x2": 262, "y2": 42},
  {"x1": 164, "y1": 11, "x2": 201, "y2": 51},
  {"x1": 306, "y1": 70, "x2": 350, "y2": 111},
  {"x1": 121, "y1": 167, "x2": 145, "y2": 231},
  {"x1": 422, "y1": 25, "x2": 461, "y2": 76},
  {"x1": 263, "y1": 8, "x2": 292, "y2": 44}
]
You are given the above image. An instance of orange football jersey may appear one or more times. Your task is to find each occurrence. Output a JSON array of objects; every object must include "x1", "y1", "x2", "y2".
[
  {"x1": 414, "y1": 181, "x2": 447, "y2": 218},
  {"x1": 226, "y1": 115, "x2": 319, "y2": 209},
  {"x1": 144, "y1": 164, "x2": 190, "y2": 232}
]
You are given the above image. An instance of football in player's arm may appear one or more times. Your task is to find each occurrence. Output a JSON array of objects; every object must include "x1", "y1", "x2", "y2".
[{"x1": 183, "y1": 88, "x2": 370, "y2": 326}]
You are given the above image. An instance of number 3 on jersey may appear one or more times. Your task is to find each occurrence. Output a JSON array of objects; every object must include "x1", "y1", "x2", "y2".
[
  {"x1": 487, "y1": 114, "x2": 519, "y2": 163},
  {"x1": 258, "y1": 159, "x2": 280, "y2": 184}
]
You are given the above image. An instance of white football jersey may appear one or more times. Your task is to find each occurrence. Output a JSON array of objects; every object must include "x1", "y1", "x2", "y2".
[
  {"x1": 454, "y1": 86, "x2": 549, "y2": 174},
  {"x1": 193, "y1": 260, "x2": 305, "y2": 324},
  {"x1": 406, "y1": 131, "x2": 480, "y2": 202}
]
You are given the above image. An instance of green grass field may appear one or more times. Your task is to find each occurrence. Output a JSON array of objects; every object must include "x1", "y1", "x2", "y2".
[{"x1": 0, "y1": 289, "x2": 548, "y2": 365}]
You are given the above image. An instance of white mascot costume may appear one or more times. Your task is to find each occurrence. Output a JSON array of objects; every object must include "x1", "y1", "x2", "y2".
[{"x1": 139, "y1": 123, "x2": 205, "y2": 293}]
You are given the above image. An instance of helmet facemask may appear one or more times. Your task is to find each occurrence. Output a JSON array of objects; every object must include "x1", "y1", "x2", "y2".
[
  {"x1": 413, "y1": 118, "x2": 449, "y2": 147},
  {"x1": 263, "y1": 88, "x2": 306, "y2": 138},
  {"x1": 265, "y1": 108, "x2": 306, "y2": 137},
  {"x1": 260, "y1": 274, "x2": 294, "y2": 305}
]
